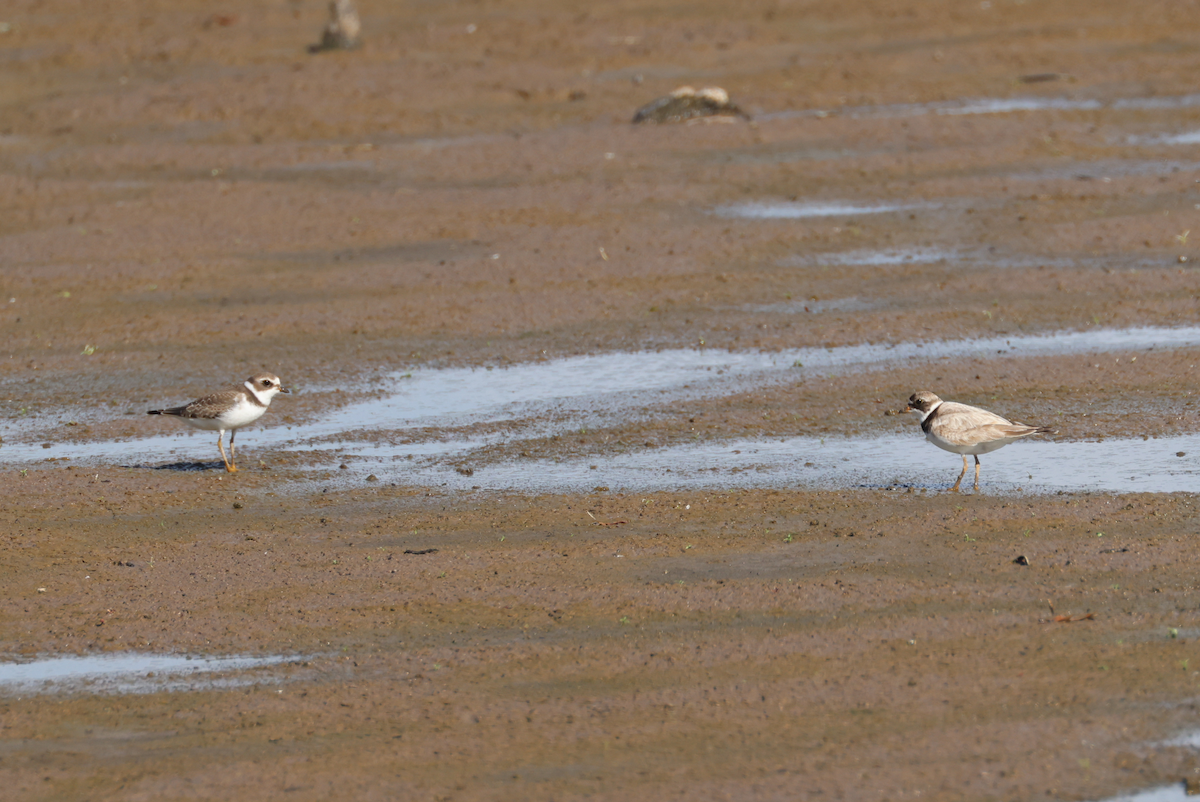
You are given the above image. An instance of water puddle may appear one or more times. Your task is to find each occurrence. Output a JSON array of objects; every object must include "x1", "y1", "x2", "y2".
[
  {"x1": 4, "y1": 326, "x2": 1200, "y2": 475},
  {"x1": 267, "y1": 326, "x2": 1200, "y2": 442},
  {"x1": 782, "y1": 247, "x2": 1171, "y2": 272},
  {"x1": 1085, "y1": 784, "x2": 1192, "y2": 802},
  {"x1": 1160, "y1": 731, "x2": 1200, "y2": 749},
  {"x1": 782, "y1": 247, "x2": 959, "y2": 267},
  {"x1": 1086, "y1": 730, "x2": 1200, "y2": 801},
  {"x1": 345, "y1": 431, "x2": 1200, "y2": 495},
  {"x1": 760, "y1": 92, "x2": 1200, "y2": 123},
  {"x1": 1112, "y1": 94, "x2": 1200, "y2": 111},
  {"x1": 1131, "y1": 130, "x2": 1200, "y2": 146},
  {"x1": 713, "y1": 201, "x2": 925, "y2": 219},
  {"x1": 0, "y1": 652, "x2": 308, "y2": 696}
]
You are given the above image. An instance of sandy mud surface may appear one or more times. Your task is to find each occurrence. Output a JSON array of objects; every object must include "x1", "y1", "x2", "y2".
[{"x1": 3, "y1": 0, "x2": 1200, "y2": 799}]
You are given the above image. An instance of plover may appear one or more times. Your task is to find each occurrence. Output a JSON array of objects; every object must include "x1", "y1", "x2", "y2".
[
  {"x1": 632, "y1": 86, "x2": 750, "y2": 124},
  {"x1": 148, "y1": 373, "x2": 290, "y2": 473},
  {"x1": 902, "y1": 390, "x2": 1052, "y2": 492}
]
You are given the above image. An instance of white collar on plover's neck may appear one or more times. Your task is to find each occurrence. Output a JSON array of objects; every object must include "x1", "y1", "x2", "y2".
[{"x1": 245, "y1": 380, "x2": 270, "y2": 406}]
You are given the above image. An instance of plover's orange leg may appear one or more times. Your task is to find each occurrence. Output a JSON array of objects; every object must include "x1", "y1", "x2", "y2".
[
  {"x1": 950, "y1": 454, "x2": 968, "y2": 492},
  {"x1": 217, "y1": 432, "x2": 237, "y2": 473},
  {"x1": 229, "y1": 429, "x2": 238, "y2": 467},
  {"x1": 973, "y1": 456, "x2": 981, "y2": 492}
]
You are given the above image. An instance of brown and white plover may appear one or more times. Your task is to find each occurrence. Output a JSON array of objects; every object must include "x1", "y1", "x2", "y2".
[
  {"x1": 148, "y1": 373, "x2": 290, "y2": 473},
  {"x1": 902, "y1": 390, "x2": 1052, "y2": 492}
]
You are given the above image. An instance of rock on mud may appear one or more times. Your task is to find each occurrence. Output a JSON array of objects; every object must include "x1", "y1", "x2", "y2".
[
  {"x1": 309, "y1": 0, "x2": 362, "y2": 52},
  {"x1": 632, "y1": 86, "x2": 749, "y2": 124}
]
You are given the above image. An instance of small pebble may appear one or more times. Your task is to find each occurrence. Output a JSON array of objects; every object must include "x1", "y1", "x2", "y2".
[
  {"x1": 366, "y1": 474, "x2": 379, "y2": 482},
  {"x1": 632, "y1": 86, "x2": 749, "y2": 124},
  {"x1": 309, "y1": 0, "x2": 361, "y2": 52}
]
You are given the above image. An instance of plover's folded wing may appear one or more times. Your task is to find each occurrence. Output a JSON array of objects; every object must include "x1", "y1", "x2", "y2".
[
  {"x1": 936, "y1": 401, "x2": 1014, "y2": 426},
  {"x1": 971, "y1": 421, "x2": 1048, "y2": 441},
  {"x1": 178, "y1": 390, "x2": 245, "y2": 420}
]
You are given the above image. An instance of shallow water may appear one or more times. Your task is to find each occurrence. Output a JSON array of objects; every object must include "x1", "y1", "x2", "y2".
[
  {"x1": 713, "y1": 200, "x2": 924, "y2": 219},
  {"x1": 783, "y1": 246, "x2": 1172, "y2": 272},
  {"x1": 4, "y1": 326, "x2": 1200, "y2": 479},
  {"x1": 759, "y1": 91, "x2": 1200, "y2": 123},
  {"x1": 781, "y1": 247, "x2": 958, "y2": 267},
  {"x1": 310, "y1": 326, "x2": 1200, "y2": 446},
  {"x1": 1160, "y1": 731, "x2": 1200, "y2": 749},
  {"x1": 336, "y1": 431, "x2": 1200, "y2": 495},
  {"x1": 0, "y1": 652, "x2": 307, "y2": 695},
  {"x1": 1142, "y1": 130, "x2": 1200, "y2": 146},
  {"x1": 1084, "y1": 785, "x2": 1191, "y2": 802}
]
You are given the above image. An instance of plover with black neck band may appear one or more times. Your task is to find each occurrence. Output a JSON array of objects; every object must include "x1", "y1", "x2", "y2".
[
  {"x1": 902, "y1": 390, "x2": 1052, "y2": 492},
  {"x1": 148, "y1": 373, "x2": 290, "y2": 473}
]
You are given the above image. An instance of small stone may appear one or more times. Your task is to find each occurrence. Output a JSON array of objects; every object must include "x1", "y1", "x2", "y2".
[
  {"x1": 366, "y1": 474, "x2": 379, "y2": 482},
  {"x1": 233, "y1": 501, "x2": 243, "y2": 509},
  {"x1": 309, "y1": 0, "x2": 361, "y2": 52},
  {"x1": 632, "y1": 86, "x2": 749, "y2": 124},
  {"x1": 1177, "y1": 452, "x2": 1187, "y2": 457}
]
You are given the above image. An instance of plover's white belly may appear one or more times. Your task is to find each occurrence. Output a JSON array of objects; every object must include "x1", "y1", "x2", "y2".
[
  {"x1": 183, "y1": 399, "x2": 267, "y2": 432},
  {"x1": 925, "y1": 429, "x2": 1017, "y2": 456}
]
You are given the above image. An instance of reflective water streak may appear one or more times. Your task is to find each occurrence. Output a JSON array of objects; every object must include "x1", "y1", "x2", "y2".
[
  {"x1": 1083, "y1": 785, "x2": 1192, "y2": 802},
  {"x1": 3, "y1": 326, "x2": 1200, "y2": 469},
  {"x1": 782, "y1": 247, "x2": 958, "y2": 267},
  {"x1": 713, "y1": 201, "x2": 924, "y2": 219},
  {"x1": 1137, "y1": 130, "x2": 1200, "y2": 146},
  {"x1": 338, "y1": 432, "x2": 1200, "y2": 495},
  {"x1": 759, "y1": 92, "x2": 1200, "y2": 123},
  {"x1": 0, "y1": 652, "x2": 307, "y2": 695}
]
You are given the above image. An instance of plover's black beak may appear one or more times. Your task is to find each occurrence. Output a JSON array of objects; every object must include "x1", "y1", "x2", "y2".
[
  {"x1": 899, "y1": 404, "x2": 912, "y2": 414},
  {"x1": 280, "y1": 386, "x2": 292, "y2": 394}
]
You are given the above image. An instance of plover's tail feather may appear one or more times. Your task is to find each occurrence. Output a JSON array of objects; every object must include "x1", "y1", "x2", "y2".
[{"x1": 147, "y1": 406, "x2": 187, "y2": 417}]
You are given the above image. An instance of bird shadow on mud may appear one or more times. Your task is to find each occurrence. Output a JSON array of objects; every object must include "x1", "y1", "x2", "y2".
[{"x1": 139, "y1": 460, "x2": 225, "y2": 472}]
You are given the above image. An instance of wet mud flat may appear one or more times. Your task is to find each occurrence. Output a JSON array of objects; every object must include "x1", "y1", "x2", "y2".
[
  {"x1": 6, "y1": 0, "x2": 1200, "y2": 799},
  {"x1": 4, "y1": 478, "x2": 1200, "y2": 800}
]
